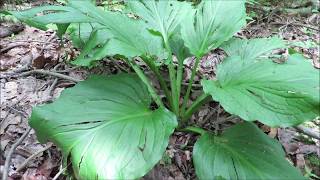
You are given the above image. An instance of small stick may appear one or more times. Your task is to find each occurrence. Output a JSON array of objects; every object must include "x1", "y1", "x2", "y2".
[
  {"x1": 3, "y1": 39, "x2": 57, "y2": 45},
  {"x1": 6, "y1": 106, "x2": 28, "y2": 118},
  {"x1": 40, "y1": 32, "x2": 56, "y2": 54},
  {"x1": 295, "y1": 125, "x2": 320, "y2": 140},
  {"x1": 52, "y1": 167, "x2": 67, "y2": 180},
  {"x1": 16, "y1": 143, "x2": 53, "y2": 172},
  {"x1": 0, "y1": 42, "x2": 29, "y2": 53},
  {"x1": 2, "y1": 127, "x2": 31, "y2": 180},
  {"x1": 42, "y1": 78, "x2": 59, "y2": 103},
  {"x1": 270, "y1": 22, "x2": 319, "y2": 31},
  {"x1": 55, "y1": 67, "x2": 78, "y2": 73},
  {"x1": 49, "y1": 78, "x2": 59, "y2": 96},
  {"x1": 52, "y1": 163, "x2": 70, "y2": 180},
  {"x1": 17, "y1": 69, "x2": 81, "y2": 82}
]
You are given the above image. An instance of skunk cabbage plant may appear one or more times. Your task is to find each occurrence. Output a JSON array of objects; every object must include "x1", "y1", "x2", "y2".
[{"x1": 8, "y1": 0, "x2": 319, "y2": 179}]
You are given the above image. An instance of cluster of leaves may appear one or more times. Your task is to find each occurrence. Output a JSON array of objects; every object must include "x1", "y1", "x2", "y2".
[{"x1": 7, "y1": 0, "x2": 319, "y2": 179}]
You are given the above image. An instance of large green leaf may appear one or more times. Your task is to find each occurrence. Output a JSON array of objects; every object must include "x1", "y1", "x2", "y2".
[
  {"x1": 69, "y1": 24, "x2": 112, "y2": 66},
  {"x1": 103, "y1": 16, "x2": 166, "y2": 59},
  {"x1": 30, "y1": 74, "x2": 177, "y2": 179},
  {"x1": 170, "y1": 33, "x2": 191, "y2": 63},
  {"x1": 221, "y1": 37, "x2": 286, "y2": 60},
  {"x1": 66, "y1": 1, "x2": 166, "y2": 59},
  {"x1": 127, "y1": 0, "x2": 191, "y2": 39},
  {"x1": 56, "y1": 23, "x2": 70, "y2": 38},
  {"x1": 67, "y1": 23, "x2": 107, "y2": 49},
  {"x1": 202, "y1": 54, "x2": 319, "y2": 127},
  {"x1": 8, "y1": 5, "x2": 95, "y2": 27},
  {"x1": 180, "y1": 0, "x2": 247, "y2": 57},
  {"x1": 71, "y1": 41, "x2": 111, "y2": 67},
  {"x1": 11, "y1": 1, "x2": 166, "y2": 59},
  {"x1": 193, "y1": 122, "x2": 305, "y2": 180}
]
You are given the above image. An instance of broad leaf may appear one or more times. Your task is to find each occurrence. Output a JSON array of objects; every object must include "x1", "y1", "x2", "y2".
[
  {"x1": 30, "y1": 74, "x2": 177, "y2": 179},
  {"x1": 202, "y1": 54, "x2": 319, "y2": 127},
  {"x1": 8, "y1": 5, "x2": 95, "y2": 27},
  {"x1": 11, "y1": 1, "x2": 166, "y2": 59},
  {"x1": 104, "y1": 17, "x2": 166, "y2": 59},
  {"x1": 69, "y1": 25, "x2": 112, "y2": 66},
  {"x1": 67, "y1": 1, "x2": 166, "y2": 59},
  {"x1": 170, "y1": 34, "x2": 191, "y2": 63},
  {"x1": 221, "y1": 37, "x2": 286, "y2": 60},
  {"x1": 56, "y1": 23, "x2": 70, "y2": 38},
  {"x1": 193, "y1": 122, "x2": 305, "y2": 180},
  {"x1": 68, "y1": 24, "x2": 86, "y2": 48},
  {"x1": 71, "y1": 41, "x2": 110, "y2": 67},
  {"x1": 181, "y1": 0, "x2": 247, "y2": 57},
  {"x1": 127, "y1": 0, "x2": 192, "y2": 39}
]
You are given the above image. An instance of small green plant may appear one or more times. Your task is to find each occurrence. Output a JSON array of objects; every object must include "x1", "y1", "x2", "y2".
[{"x1": 8, "y1": 0, "x2": 319, "y2": 179}]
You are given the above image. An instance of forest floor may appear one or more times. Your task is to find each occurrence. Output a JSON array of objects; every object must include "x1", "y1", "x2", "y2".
[{"x1": 0, "y1": 1, "x2": 320, "y2": 180}]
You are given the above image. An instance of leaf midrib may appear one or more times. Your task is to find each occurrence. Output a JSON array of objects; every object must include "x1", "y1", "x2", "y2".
[{"x1": 54, "y1": 110, "x2": 153, "y2": 156}]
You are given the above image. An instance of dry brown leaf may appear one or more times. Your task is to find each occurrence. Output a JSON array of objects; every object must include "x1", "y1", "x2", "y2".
[
  {"x1": 268, "y1": 128, "x2": 278, "y2": 138},
  {"x1": 296, "y1": 154, "x2": 306, "y2": 172}
]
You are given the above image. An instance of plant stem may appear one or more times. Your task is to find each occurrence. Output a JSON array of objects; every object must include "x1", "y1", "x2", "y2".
[
  {"x1": 142, "y1": 57, "x2": 172, "y2": 108},
  {"x1": 182, "y1": 93, "x2": 211, "y2": 123},
  {"x1": 128, "y1": 60, "x2": 164, "y2": 108},
  {"x1": 176, "y1": 59, "x2": 184, "y2": 105},
  {"x1": 180, "y1": 56, "x2": 201, "y2": 115},
  {"x1": 164, "y1": 39, "x2": 179, "y2": 114}
]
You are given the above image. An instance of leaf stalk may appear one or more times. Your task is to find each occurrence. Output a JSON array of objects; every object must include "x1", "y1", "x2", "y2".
[
  {"x1": 128, "y1": 60, "x2": 164, "y2": 108},
  {"x1": 182, "y1": 93, "x2": 211, "y2": 123},
  {"x1": 176, "y1": 58, "x2": 184, "y2": 106},
  {"x1": 180, "y1": 56, "x2": 201, "y2": 115},
  {"x1": 142, "y1": 56, "x2": 172, "y2": 108},
  {"x1": 164, "y1": 38, "x2": 179, "y2": 115}
]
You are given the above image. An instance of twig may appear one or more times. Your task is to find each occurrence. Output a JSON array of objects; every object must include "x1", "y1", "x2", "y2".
[
  {"x1": 1, "y1": 55, "x2": 32, "y2": 76},
  {"x1": 2, "y1": 127, "x2": 31, "y2": 180},
  {"x1": 270, "y1": 22, "x2": 319, "y2": 31},
  {"x1": 16, "y1": 143, "x2": 53, "y2": 172},
  {"x1": 49, "y1": 78, "x2": 59, "y2": 96},
  {"x1": 2, "y1": 39, "x2": 57, "y2": 45},
  {"x1": 40, "y1": 32, "x2": 56, "y2": 54},
  {"x1": 55, "y1": 67, "x2": 78, "y2": 73},
  {"x1": 17, "y1": 69, "x2": 81, "y2": 82},
  {"x1": 52, "y1": 167, "x2": 66, "y2": 180},
  {"x1": 42, "y1": 78, "x2": 59, "y2": 103},
  {"x1": 251, "y1": 4, "x2": 315, "y2": 16},
  {"x1": 0, "y1": 42, "x2": 28, "y2": 53},
  {"x1": 52, "y1": 163, "x2": 70, "y2": 180},
  {"x1": 6, "y1": 106, "x2": 28, "y2": 118},
  {"x1": 295, "y1": 125, "x2": 320, "y2": 140}
]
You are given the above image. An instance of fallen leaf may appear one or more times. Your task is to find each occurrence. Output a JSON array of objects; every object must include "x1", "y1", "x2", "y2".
[
  {"x1": 268, "y1": 128, "x2": 278, "y2": 138},
  {"x1": 296, "y1": 154, "x2": 305, "y2": 172},
  {"x1": 36, "y1": 158, "x2": 56, "y2": 178}
]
